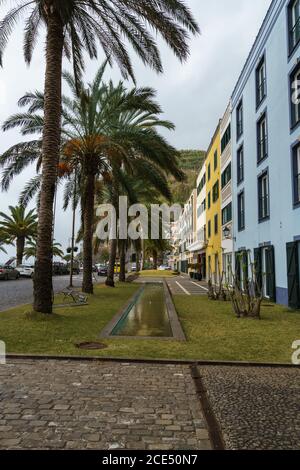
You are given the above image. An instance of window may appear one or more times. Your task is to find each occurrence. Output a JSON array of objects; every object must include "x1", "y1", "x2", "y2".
[
  {"x1": 221, "y1": 163, "x2": 232, "y2": 189},
  {"x1": 257, "y1": 113, "x2": 268, "y2": 163},
  {"x1": 214, "y1": 150, "x2": 218, "y2": 170},
  {"x1": 290, "y1": 64, "x2": 300, "y2": 127},
  {"x1": 197, "y1": 173, "x2": 206, "y2": 196},
  {"x1": 222, "y1": 202, "x2": 232, "y2": 225},
  {"x1": 221, "y1": 124, "x2": 231, "y2": 153},
  {"x1": 293, "y1": 144, "x2": 300, "y2": 205},
  {"x1": 238, "y1": 191, "x2": 245, "y2": 231},
  {"x1": 289, "y1": 0, "x2": 300, "y2": 53},
  {"x1": 236, "y1": 100, "x2": 243, "y2": 140},
  {"x1": 208, "y1": 191, "x2": 211, "y2": 209},
  {"x1": 208, "y1": 220, "x2": 211, "y2": 238},
  {"x1": 256, "y1": 56, "x2": 266, "y2": 107},
  {"x1": 197, "y1": 198, "x2": 206, "y2": 218},
  {"x1": 214, "y1": 214, "x2": 218, "y2": 235},
  {"x1": 258, "y1": 171, "x2": 270, "y2": 221},
  {"x1": 212, "y1": 181, "x2": 219, "y2": 203},
  {"x1": 237, "y1": 145, "x2": 244, "y2": 184},
  {"x1": 207, "y1": 163, "x2": 211, "y2": 181}
]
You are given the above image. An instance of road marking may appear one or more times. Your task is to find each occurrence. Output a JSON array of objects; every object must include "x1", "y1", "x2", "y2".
[
  {"x1": 175, "y1": 281, "x2": 191, "y2": 296},
  {"x1": 191, "y1": 282, "x2": 209, "y2": 292}
]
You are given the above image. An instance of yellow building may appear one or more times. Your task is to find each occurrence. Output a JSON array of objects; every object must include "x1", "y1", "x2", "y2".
[{"x1": 205, "y1": 122, "x2": 222, "y2": 283}]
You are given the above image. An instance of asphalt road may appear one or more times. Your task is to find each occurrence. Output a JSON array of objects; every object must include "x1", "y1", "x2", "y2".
[{"x1": 0, "y1": 275, "x2": 106, "y2": 312}]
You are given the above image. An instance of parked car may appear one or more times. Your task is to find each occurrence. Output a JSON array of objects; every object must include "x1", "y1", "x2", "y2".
[
  {"x1": 98, "y1": 265, "x2": 108, "y2": 276},
  {"x1": 0, "y1": 265, "x2": 20, "y2": 280},
  {"x1": 158, "y1": 265, "x2": 171, "y2": 271},
  {"x1": 131, "y1": 263, "x2": 137, "y2": 272},
  {"x1": 16, "y1": 264, "x2": 34, "y2": 278},
  {"x1": 53, "y1": 262, "x2": 69, "y2": 276}
]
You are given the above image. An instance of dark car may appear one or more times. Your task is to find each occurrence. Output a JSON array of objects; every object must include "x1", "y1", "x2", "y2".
[
  {"x1": 53, "y1": 262, "x2": 69, "y2": 276},
  {"x1": 0, "y1": 265, "x2": 20, "y2": 280},
  {"x1": 98, "y1": 265, "x2": 108, "y2": 276}
]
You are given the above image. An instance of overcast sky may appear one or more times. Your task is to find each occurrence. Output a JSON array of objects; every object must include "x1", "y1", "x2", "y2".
[{"x1": 0, "y1": 0, "x2": 272, "y2": 262}]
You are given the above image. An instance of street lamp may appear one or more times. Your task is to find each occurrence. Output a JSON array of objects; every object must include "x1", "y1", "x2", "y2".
[{"x1": 223, "y1": 226, "x2": 231, "y2": 239}]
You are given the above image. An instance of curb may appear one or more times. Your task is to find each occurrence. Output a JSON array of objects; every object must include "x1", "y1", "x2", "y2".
[{"x1": 4, "y1": 354, "x2": 300, "y2": 368}]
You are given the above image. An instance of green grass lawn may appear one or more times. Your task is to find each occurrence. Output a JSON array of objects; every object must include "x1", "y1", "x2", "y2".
[
  {"x1": 0, "y1": 283, "x2": 299, "y2": 363},
  {"x1": 137, "y1": 270, "x2": 177, "y2": 278}
]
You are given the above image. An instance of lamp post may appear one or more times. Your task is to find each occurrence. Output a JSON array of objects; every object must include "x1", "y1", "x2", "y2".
[{"x1": 69, "y1": 169, "x2": 77, "y2": 288}]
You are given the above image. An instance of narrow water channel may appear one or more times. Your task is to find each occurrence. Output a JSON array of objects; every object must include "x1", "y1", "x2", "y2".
[{"x1": 112, "y1": 283, "x2": 172, "y2": 337}]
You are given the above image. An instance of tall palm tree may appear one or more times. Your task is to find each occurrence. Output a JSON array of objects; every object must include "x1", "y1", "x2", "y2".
[
  {"x1": 61, "y1": 68, "x2": 184, "y2": 292},
  {"x1": 0, "y1": 206, "x2": 38, "y2": 266},
  {"x1": 0, "y1": 229, "x2": 8, "y2": 254},
  {"x1": 0, "y1": 0, "x2": 199, "y2": 314}
]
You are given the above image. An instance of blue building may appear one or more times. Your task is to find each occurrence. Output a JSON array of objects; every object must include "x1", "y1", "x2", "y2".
[{"x1": 231, "y1": 0, "x2": 300, "y2": 308}]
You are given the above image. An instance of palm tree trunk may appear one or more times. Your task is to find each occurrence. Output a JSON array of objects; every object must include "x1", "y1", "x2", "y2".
[
  {"x1": 153, "y1": 250, "x2": 158, "y2": 270},
  {"x1": 82, "y1": 172, "x2": 95, "y2": 294},
  {"x1": 106, "y1": 239, "x2": 117, "y2": 287},
  {"x1": 136, "y1": 251, "x2": 141, "y2": 273},
  {"x1": 16, "y1": 236, "x2": 25, "y2": 266},
  {"x1": 33, "y1": 13, "x2": 64, "y2": 314},
  {"x1": 119, "y1": 243, "x2": 126, "y2": 282},
  {"x1": 106, "y1": 182, "x2": 118, "y2": 287}
]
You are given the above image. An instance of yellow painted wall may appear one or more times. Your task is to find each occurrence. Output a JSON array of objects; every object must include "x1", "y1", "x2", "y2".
[{"x1": 205, "y1": 123, "x2": 222, "y2": 281}]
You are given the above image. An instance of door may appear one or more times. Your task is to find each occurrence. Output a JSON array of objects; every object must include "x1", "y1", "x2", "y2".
[{"x1": 286, "y1": 242, "x2": 300, "y2": 309}]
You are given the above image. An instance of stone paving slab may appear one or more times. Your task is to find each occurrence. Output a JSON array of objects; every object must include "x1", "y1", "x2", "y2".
[
  {"x1": 0, "y1": 359, "x2": 211, "y2": 450},
  {"x1": 198, "y1": 365, "x2": 300, "y2": 450}
]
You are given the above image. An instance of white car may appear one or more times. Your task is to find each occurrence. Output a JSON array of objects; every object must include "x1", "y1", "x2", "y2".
[
  {"x1": 16, "y1": 264, "x2": 34, "y2": 278},
  {"x1": 158, "y1": 265, "x2": 171, "y2": 271}
]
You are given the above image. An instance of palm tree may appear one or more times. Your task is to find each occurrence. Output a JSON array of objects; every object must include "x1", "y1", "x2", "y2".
[
  {"x1": 61, "y1": 67, "x2": 184, "y2": 292},
  {"x1": 114, "y1": 172, "x2": 173, "y2": 282},
  {"x1": 24, "y1": 239, "x2": 64, "y2": 260},
  {"x1": 0, "y1": 206, "x2": 38, "y2": 266},
  {"x1": 144, "y1": 239, "x2": 171, "y2": 270},
  {"x1": 0, "y1": 229, "x2": 8, "y2": 254},
  {"x1": 0, "y1": 0, "x2": 199, "y2": 313}
]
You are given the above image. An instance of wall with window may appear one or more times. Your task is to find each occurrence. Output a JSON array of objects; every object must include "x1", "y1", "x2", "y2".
[
  {"x1": 205, "y1": 123, "x2": 222, "y2": 281},
  {"x1": 220, "y1": 103, "x2": 233, "y2": 267},
  {"x1": 196, "y1": 162, "x2": 207, "y2": 247},
  {"x1": 231, "y1": 0, "x2": 300, "y2": 306}
]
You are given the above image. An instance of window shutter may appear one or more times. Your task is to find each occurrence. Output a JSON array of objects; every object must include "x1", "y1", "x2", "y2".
[
  {"x1": 266, "y1": 246, "x2": 276, "y2": 302},
  {"x1": 235, "y1": 252, "x2": 241, "y2": 286},
  {"x1": 254, "y1": 247, "x2": 263, "y2": 294},
  {"x1": 286, "y1": 242, "x2": 300, "y2": 309}
]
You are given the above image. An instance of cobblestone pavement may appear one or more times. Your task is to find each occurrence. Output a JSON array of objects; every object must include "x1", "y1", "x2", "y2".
[
  {"x1": 0, "y1": 359, "x2": 211, "y2": 450},
  {"x1": 199, "y1": 365, "x2": 300, "y2": 450}
]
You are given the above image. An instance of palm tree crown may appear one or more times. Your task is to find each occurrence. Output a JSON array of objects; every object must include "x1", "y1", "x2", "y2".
[
  {"x1": 0, "y1": 0, "x2": 199, "y2": 83},
  {"x1": 0, "y1": 206, "x2": 38, "y2": 265}
]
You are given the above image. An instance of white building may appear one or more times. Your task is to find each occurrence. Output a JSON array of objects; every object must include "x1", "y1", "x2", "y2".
[
  {"x1": 231, "y1": 0, "x2": 300, "y2": 307},
  {"x1": 220, "y1": 103, "x2": 233, "y2": 282}
]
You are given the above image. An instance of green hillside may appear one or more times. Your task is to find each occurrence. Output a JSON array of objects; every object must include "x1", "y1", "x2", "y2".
[{"x1": 171, "y1": 149, "x2": 206, "y2": 205}]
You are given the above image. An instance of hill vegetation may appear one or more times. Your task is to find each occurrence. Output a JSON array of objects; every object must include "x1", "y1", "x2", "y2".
[{"x1": 171, "y1": 149, "x2": 206, "y2": 205}]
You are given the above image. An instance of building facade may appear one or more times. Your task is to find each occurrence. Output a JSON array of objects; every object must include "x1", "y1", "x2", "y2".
[
  {"x1": 231, "y1": 0, "x2": 300, "y2": 307},
  {"x1": 220, "y1": 103, "x2": 233, "y2": 283},
  {"x1": 205, "y1": 123, "x2": 222, "y2": 282}
]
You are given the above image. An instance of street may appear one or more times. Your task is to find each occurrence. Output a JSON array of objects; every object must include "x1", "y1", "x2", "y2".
[{"x1": 0, "y1": 275, "x2": 106, "y2": 312}]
